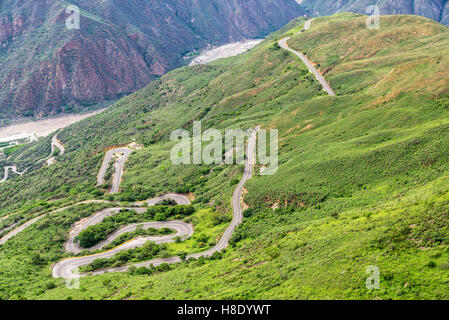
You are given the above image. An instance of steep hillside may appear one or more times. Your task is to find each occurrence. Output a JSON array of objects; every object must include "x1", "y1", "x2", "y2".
[
  {"x1": 0, "y1": 14, "x2": 449, "y2": 299},
  {"x1": 300, "y1": 0, "x2": 449, "y2": 25},
  {"x1": 0, "y1": 0, "x2": 304, "y2": 121}
]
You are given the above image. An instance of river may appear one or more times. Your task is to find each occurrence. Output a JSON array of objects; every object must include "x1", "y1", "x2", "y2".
[{"x1": 0, "y1": 110, "x2": 104, "y2": 143}]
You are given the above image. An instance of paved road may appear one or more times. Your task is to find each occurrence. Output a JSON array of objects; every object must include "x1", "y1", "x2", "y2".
[
  {"x1": 1, "y1": 148, "x2": 186, "y2": 244},
  {"x1": 0, "y1": 193, "x2": 190, "y2": 247},
  {"x1": 2, "y1": 134, "x2": 65, "y2": 184},
  {"x1": 135, "y1": 193, "x2": 191, "y2": 206},
  {"x1": 0, "y1": 166, "x2": 26, "y2": 183},
  {"x1": 36, "y1": 134, "x2": 64, "y2": 165},
  {"x1": 0, "y1": 200, "x2": 109, "y2": 245},
  {"x1": 97, "y1": 148, "x2": 133, "y2": 194},
  {"x1": 278, "y1": 19, "x2": 335, "y2": 96},
  {"x1": 45, "y1": 135, "x2": 65, "y2": 166},
  {"x1": 188, "y1": 126, "x2": 260, "y2": 258},
  {"x1": 58, "y1": 126, "x2": 260, "y2": 277},
  {"x1": 3, "y1": 126, "x2": 259, "y2": 278},
  {"x1": 64, "y1": 207, "x2": 193, "y2": 254},
  {"x1": 52, "y1": 195, "x2": 191, "y2": 278}
]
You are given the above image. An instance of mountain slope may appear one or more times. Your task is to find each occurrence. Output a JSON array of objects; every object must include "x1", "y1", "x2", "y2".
[
  {"x1": 301, "y1": 0, "x2": 449, "y2": 25},
  {"x1": 1, "y1": 14, "x2": 449, "y2": 299},
  {"x1": 0, "y1": 0, "x2": 304, "y2": 121}
]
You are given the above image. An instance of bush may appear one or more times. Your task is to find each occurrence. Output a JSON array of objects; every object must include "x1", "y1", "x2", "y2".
[
  {"x1": 243, "y1": 208, "x2": 254, "y2": 218},
  {"x1": 45, "y1": 282, "x2": 57, "y2": 290},
  {"x1": 229, "y1": 178, "x2": 239, "y2": 186},
  {"x1": 179, "y1": 252, "x2": 187, "y2": 261}
]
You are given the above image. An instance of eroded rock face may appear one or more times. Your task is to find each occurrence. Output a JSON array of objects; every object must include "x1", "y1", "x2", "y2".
[{"x1": 0, "y1": 0, "x2": 305, "y2": 120}]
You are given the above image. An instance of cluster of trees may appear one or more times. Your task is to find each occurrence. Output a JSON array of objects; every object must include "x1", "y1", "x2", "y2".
[
  {"x1": 145, "y1": 205, "x2": 195, "y2": 221},
  {"x1": 128, "y1": 263, "x2": 171, "y2": 276},
  {"x1": 127, "y1": 251, "x2": 225, "y2": 276}
]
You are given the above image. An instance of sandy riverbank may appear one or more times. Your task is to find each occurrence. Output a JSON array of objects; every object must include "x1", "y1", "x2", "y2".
[
  {"x1": 0, "y1": 110, "x2": 104, "y2": 142},
  {"x1": 189, "y1": 39, "x2": 263, "y2": 66}
]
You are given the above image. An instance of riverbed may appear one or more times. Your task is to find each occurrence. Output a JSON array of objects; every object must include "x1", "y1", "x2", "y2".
[
  {"x1": 189, "y1": 39, "x2": 263, "y2": 66},
  {"x1": 0, "y1": 110, "x2": 104, "y2": 143}
]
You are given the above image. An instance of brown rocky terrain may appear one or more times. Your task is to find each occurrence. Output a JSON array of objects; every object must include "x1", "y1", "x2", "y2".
[{"x1": 0, "y1": 0, "x2": 305, "y2": 121}]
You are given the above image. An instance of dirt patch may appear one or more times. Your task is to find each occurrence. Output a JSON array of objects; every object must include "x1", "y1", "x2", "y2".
[
  {"x1": 241, "y1": 188, "x2": 249, "y2": 211},
  {"x1": 0, "y1": 110, "x2": 104, "y2": 142},
  {"x1": 300, "y1": 124, "x2": 315, "y2": 132}
]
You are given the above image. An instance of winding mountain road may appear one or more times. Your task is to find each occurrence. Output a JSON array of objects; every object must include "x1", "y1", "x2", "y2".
[
  {"x1": 1, "y1": 134, "x2": 65, "y2": 184},
  {"x1": 52, "y1": 126, "x2": 260, "y2": 278},
  {"x1": 0, "y1": 166, "x2": 26, "y2": 183},
  {"x1": 279, "y1": 19, "x2": 335, "y2": 96},
  {"x1": 1, "y1": 126, "x2": 260, "y2": 279},
  {"x1": 64, "y1": 207, "x2": 193, "y2": 254},
  {"x1": 45, "y1": 135, "x2": 65, "y2": 166},
  {"x1": 0, "y1": 200, "x2": 109, "y2": 245},
  {"x1": 52, "y1": 195, "x2": 192, "y2": 279},
  {"x1": 97, "y1": 148, "x2": 133, "y2": 194}
]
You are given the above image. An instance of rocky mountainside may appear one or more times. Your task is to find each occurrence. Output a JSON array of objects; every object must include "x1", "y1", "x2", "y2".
[
  {"x1": 299, "y1": 0, "x2": 449, "y2": 25},
  {"x1": 0, "y1": 0, "x2": 304, "y2": 120}
]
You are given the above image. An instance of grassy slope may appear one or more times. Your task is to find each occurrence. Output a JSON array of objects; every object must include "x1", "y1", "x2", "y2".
[{"x1": 1, "y1": 14, "x2": 449, "y2": 299}]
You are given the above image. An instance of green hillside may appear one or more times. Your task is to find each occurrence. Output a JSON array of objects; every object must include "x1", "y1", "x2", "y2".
[
  {"x1": 300, "y1": 0, "x2": 449, "y2": 26},
  {"x1": 1, "y1": 13, "x2": 449, "y2": 299}
]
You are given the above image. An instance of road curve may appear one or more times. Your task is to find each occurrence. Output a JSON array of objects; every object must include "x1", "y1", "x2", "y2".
[
  {"x1": 37, "y1": 134, "x2": 65, "y2": 166},
  {"x1": 0, "y1": 200, "x2": 109, "y2": 245},
  {"x1": 64, "y1": 207, "x2": 193, "y2": 254},
  {"x1": 55, "y1": 220, "x2": 193, "y2": 278},
  {"x1": 135, "y1": 193, "x2": 191, "y2": 206},
  {"x1": 52, "y1": 195, "x2": 191, "y2": 279},
  {"x1": 0, "y1": 193, "x2": 190, "y2": 247},
  {"x1": 46, "y1": 135, "x2": 65, "y2": 166},
  {"x1": 62, "y1": 126, "x2": 261, "y2": 277},
  {"x1": 1, "y1": 134, "x2": 66, "y2": 184},
  {"x1": 278, "y1": 19, "x2": 335, "y2": 96},
  {"x1": 97, "y1": 148, "x2": 133, "y2": 194},
  {"x1": 52, "y1": 126, "x2": 260, "y2": 278},
  {"x1": 0, "y1": 166, "x2": 27, "y2": 183}
]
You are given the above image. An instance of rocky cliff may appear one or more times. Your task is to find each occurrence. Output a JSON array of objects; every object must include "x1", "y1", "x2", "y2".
[{"x1": 0, "y1": 0, "x2": 304, "y2": 120}]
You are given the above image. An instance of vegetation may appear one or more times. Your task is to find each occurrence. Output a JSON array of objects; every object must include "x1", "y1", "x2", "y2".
[{"x1": 0, "y1": 14, "x2": 449, "y2": 300}]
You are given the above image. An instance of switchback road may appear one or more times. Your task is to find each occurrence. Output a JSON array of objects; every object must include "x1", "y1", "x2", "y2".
[
  {"x1": 52, "y1": 126, "x2": 260, "y2": 278},
  {"x1": 0, "y1": 166, "x2": 26, "y2": 183},
  {"x1": 97, "y1": 148, "x2": 133, "y2": 194},
  {"x1": 1, "y1": 126, "x2": 260, "y2": 279}
]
